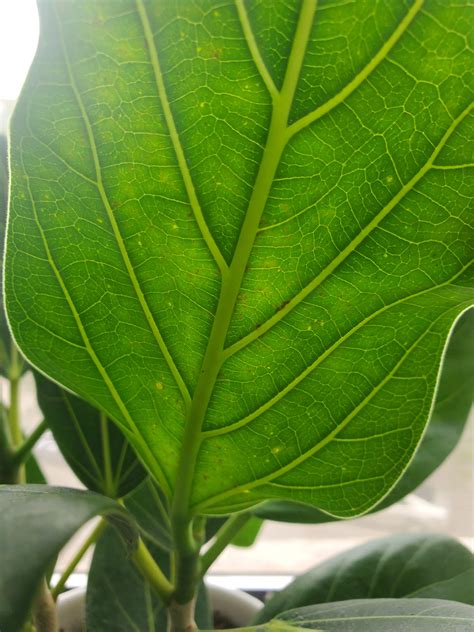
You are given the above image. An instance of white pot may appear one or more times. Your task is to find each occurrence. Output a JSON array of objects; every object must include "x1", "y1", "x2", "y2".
[
  {"x1": 208, "y1": 582, "x2": 262, "y2": 627},
  {"x1": 57, "y1": 587, "x2": 85, "y2": 632},
  {"x1": 57, "y1": 583, "x2": 262, "y2": 630}
]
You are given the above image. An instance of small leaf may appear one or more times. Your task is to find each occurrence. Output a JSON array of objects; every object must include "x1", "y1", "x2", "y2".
[
  {"x1": 265, "y1": 599, "x2": 474, "y2": 631},
  {"x1": 34, "y1": 373, "x2": 146, "y2": 498},
  {"x1": 255, "y1": 533, "x2": 474, "y2": 622},
  {"x1": 0, "y1": 485, "x2": 136, "y2": 632}
]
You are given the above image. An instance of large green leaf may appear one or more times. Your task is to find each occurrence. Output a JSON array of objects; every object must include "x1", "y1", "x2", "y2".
[
  {"x1": 246, "y1": 600, "x2": 474, "y2": 632},
  {"x1": 255, "y1": 309, "x2": 474, "y2": 522},
  {"x1": 5, "y1": 0, "x2": 473, "y2": 517},
  {"x1": 0, "y1": 485, "x2": 136, "y2": 632},
  {"x1": 255, "y1": 533, "x2": 474, "y2": 622},
  {"x1": 34, "y1": 372, "x2": 146, "y2": 498}
]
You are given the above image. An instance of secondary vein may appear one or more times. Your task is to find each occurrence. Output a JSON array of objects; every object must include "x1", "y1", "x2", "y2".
[
  {"x1": 235, "y1": 0, "x2": 279, "y2": 100},
  {"x1": 286, "y1": 0, "x2": 424, "y2": 139},
  {"x1": 23, "y1": 157, "x2": 171, "y2": 496},
  {"x1": 194, "y1": 308, "x2": 463, "y2": 513},
  {"x1": 135, "y1": 0, "x2": 229, "y2": 277},
  {"x1": 223, "y1": 101, "x2": 474, "y2": 359},
  {"x1": 204, "y1": 261, "x2": 472, "y2": 438},
  {"x1": 55, "y1": 6, "x2": 191, "y2": 409}
]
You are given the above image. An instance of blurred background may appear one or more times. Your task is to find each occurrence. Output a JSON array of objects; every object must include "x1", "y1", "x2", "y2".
[{"x1": 0, "y1": 0, "x2": 472, "y2": 593}]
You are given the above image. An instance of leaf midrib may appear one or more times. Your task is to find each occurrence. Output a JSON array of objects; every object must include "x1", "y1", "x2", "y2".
[{"x1": 171, "y1": 0, "x2": 318, "y2": 523}]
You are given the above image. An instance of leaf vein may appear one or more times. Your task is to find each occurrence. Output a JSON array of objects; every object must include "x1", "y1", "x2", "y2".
[{"x1": 54, "y1": 6, "x2": 191, "y2": 409}]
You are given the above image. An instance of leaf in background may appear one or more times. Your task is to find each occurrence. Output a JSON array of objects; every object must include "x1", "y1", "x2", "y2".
[
  {"x1": 34, "y1": 372, "x2": 146, "y2": 498},
  {"x1": 124, "y1": 477, "x2": 173, "y2": 551},
  {"x1": 5, "y1": 1, "x2": 474, "y2": 516},
  {"x1": 255, "y1": 533, "x2": 474, "y2": 622},
  {"x1": 24, "y1": 452, "x2": 47, "y2": 484},
  {"x1": 0, "y1": 485, "x2": 136, "y2": 632},
  {"x1": 254, "y1": 599, "x2": 474, "y2": 632},
  {"x1": 231, "y1": 516, "x2": 263, "y2": 548},
  {"x1": 87, "y1": 482, "x2": 212, "y2": 630},
  {"x1": 255, "y1": 310, "x2": 474, "y2": 523}
]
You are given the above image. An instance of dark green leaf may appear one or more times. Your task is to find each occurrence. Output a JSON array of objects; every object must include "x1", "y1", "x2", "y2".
[
  {"x1": 256, "y1": 310, "x2": 474, "y2": 523},
  {"x1": 256, "y1": 533, "x2": 474, "y2": 622},
  {"x1": 124, "y1": 477, "x2": 173, "y2": 551},
  {"x1": 0, "y1": 485, "x2": 136, "y2": 632},
  {"x1": 254, "y1": 599, "x2": 474, "y2": 632},
  {"x1": 5, "y1": 1, "x2": 474, "y2": 516},
  {"x1": 34, "y1": 372, "x2": 146, "y2": 498}
]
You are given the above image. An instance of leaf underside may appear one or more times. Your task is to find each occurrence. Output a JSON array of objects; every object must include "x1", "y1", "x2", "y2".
[
  {"x1": 260, "y1": 599, "x2": 474, "y2": 632},
  {"x1": 255, "y1": 533, "x2": 474, "y2": 622},
  {"x1": 5, "y1": 0, "x2": 474, "y2": 516}
]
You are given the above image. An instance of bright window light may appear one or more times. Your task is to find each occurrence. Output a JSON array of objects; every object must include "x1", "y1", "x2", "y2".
[{"x1": 0, "y1": 0, "x2": 39, "y2": 100}]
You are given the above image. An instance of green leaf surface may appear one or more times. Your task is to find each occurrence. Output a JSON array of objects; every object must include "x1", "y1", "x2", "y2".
[
  {"x1": 34, "y1": 372, "x2": 146, "y2": 498},
  {"x1": 255, "y1": 309, "x2": 474, "y2": 523},
  {"x1": 5, "y1": 0, "x2": 474, "y2": 516},
  {"x1": 255, "y1": 533, "x2": 474, "y2": 622},
  {"x1": 87, "y1": 479, "x2": 211, "y2": 630},
  {"x1": 249, "y1": 599, "x2": 474, "y2": 632},
  {"x1": 0, "y1": 135, "x2": 27, "y2": 380},
  {"x1": 0, "y1": 485, "x2": 136, "y2": 632}
]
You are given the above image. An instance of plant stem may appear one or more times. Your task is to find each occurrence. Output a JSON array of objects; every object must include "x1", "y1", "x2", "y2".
[
  {"x1": 51, "y1": 519, "x2": 106, "y2": 600},
  {"x1": 131, "y1": 538, "x2": 174, "y2": 603},
  {"x1": 7, "y1": 344, "x2": 25, "y2": 482},
  {"x1": 199, "y1": 512, "x2": 252, "y2": 577},
  {"x1": 100, "y1": 411, "x2": 115, "y2": 497},
  {"x1": 32, "y1": 579, "x2": 58, "y2": 632},
  {"x1": 12, "y1": 419, "x2": 48, "y2": 465}
]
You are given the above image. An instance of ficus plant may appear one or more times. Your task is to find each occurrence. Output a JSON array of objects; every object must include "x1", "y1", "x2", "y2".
[{"x1": 0, "y1": 0, "x2": 473, "y2": 631}]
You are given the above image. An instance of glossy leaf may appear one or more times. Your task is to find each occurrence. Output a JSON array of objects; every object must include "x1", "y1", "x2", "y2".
[
  {"x1": 87, "y1": 482, "x2": 212, "y2": 630},
  {"x1": 0, "y1": 485, "x2": 136, "y2": 632},
  {"x1": 5, "y1": 0, "x2": 474, "y2": 516},
  {"x1": 34, "y1": 372, "x2": 146, "y2": 498},
  {"x1": 255, "y1": 309, "x2": 474, "y2": 523},
  {"x1": 256, "y1": 533, "x2": 474, "y2": 622},
  {"x1": 246, "y1": 600, "x2": 474, "y2": 632}
]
